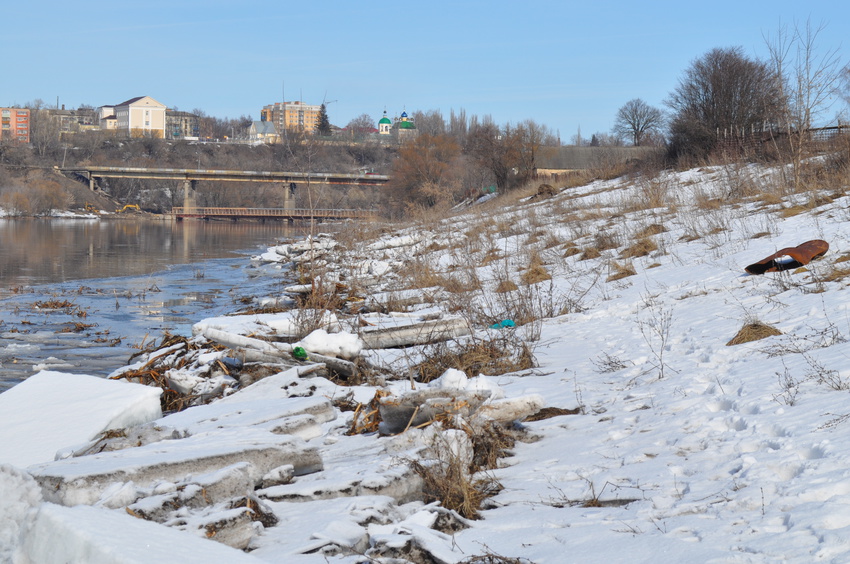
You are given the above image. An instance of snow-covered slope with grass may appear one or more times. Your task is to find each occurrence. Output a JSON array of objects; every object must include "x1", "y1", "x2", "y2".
[{"x1": 4, "y1": 161, "x2": 850, "y2": 562}]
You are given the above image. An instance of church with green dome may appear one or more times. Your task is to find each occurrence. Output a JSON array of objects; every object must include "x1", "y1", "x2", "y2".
[
  {"x1": 378, "y1": 111, "x2": 392, "y2": 135},
  {"x1": 377, "y1": 109, "x2": 417, "y2": 141}
]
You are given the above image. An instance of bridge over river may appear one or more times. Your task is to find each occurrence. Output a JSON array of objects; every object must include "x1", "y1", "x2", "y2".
[
  {"x1": 58, "y1": 166, "x2": 390, "y2": 190},
  {"x1": 58, "y1": 165, "x2": 389, "y2": 217}
]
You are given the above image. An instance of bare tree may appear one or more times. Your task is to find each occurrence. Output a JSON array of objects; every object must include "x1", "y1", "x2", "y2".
[
  {"x1": 666, "y1": 47, "x2": 782, "y2": 160},
  {"x1": 448, "y1": 108, "x2": 469, "y2": 142},
  {"x1": 590, "y1": 132, "x2": 624, "y2": 147},
  {"x1": 515, "y1": 119, "x2": 555, "y2": 183},
  {"x1": 26, "y1": 100, "x2": 61, "y2": 158},
  {"x1": 388, "y1": 133, "x2": 462, "y2": 214},
  {"x1": 613, "y1": 98, "x2": 664, "y2": 146},
  {"x1": 410, "y1": 109, "x2": 446, "y2": 136},
  {"x1": 466, "y1": 122, "x2": 521, "y2": 192},
  {"x1": 345, "y1": 114, "x2": 376, "y2": 140},
  {"x1": 765, "y1": 19, "x2": 846, "y2": 190},
  {"x1": 843, "y1": 66, "x2": 850, "y2": 107}
]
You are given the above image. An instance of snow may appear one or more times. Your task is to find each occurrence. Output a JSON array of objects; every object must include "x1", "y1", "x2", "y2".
[
  {"x1": 5, "y1": 162, "x2": 850, "y2": 561},
  {"x1": 192, "y1": 310, "x2": 341, "y2": 338},
  {"x1": 0, "y1": 371, "x2": 162, "y2": 468},
  {"x1": 294, "y1": 329, "x2": 363, "y2": 359},
  {"x1": 19, "y1": 502, "x2": 263, "y2": 563}
]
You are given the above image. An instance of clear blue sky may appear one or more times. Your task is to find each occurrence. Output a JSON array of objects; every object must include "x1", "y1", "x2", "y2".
[{"x1": 3, "y1": 0, "x2": 848, "y2": 141}]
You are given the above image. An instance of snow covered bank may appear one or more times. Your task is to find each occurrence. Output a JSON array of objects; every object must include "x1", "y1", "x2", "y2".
[{"x1": 6, "y1": 162, "x2": 850, "y2": 561}]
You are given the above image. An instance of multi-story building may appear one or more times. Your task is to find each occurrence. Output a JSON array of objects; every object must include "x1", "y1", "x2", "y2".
[
  {"x1": 165, "y1": 110, "x2": 200, "y2": 140},
  {"x1": 260, "y1": 101, "x2": 321, "y2": 134},
  {"x1": 100, "y1": 96, "x2": 166, "y2": 138},
  {"x1": 46, "y1": 106, "x2": 98, "y2": 136},
  {"x1": 0, "y1": 108, "x2": 30, "y2": 143}
]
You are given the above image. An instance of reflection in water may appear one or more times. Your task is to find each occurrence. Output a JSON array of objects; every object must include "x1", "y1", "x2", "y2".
[
  {"x1": 0, "y1": 218, "x2": 315, "y2": 391},
  {"x1": 0, "y1": 218, "x2": 309, "y2": 294}
]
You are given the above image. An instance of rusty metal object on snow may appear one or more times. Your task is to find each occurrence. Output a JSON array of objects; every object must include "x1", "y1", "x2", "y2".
[{"x1": 745, "y1": 239, "x2": 829, "y2": 275}]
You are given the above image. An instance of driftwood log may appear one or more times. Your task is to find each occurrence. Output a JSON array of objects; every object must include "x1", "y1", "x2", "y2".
[{"x1": 359, "y1": 317, "x2": 470, "y2": 349}]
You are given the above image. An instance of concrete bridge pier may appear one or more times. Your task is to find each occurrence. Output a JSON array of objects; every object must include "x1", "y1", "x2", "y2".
[
  {"x1": 284, "y1": 182, "x2": 296, "y2": 210},
  {"x1": 81, "y1": 172, "x2": 98, "y2": 192},
  {"x1": 182, "y1": 178, "x2": 198, "y2": 209}
]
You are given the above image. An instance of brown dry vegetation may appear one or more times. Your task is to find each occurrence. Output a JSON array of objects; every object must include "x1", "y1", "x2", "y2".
[
  {"x1": 621, "y1": 236, "x2": 659, "y2": 259},
  {"x1": 414, "y1": 339, "x2": 535, "y2": 384},
  {"x1": 520, "y1": 251, "x2": 551, "y2": 285},
  {"x1": 727, "y1": 322, "x2": 782, "y2": 346},
  {"x1": 606, "y1": 261, "x2": 637, "y2": 282}
]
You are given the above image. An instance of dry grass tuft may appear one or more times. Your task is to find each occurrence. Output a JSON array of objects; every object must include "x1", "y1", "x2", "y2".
[
  {"x1": 536, "y1": 183, "x2": 557, "y2": 197},
  {"x1": 442, "y1": 273, "x2": 482, "y2": 294},
  {"x1": 726, "y1": 322, "x2": 782, "y2": 346},
  {"x1": 606, "y1": 262, "x2": 636, "y2": 282},
  {"x1": 820, "y1": 265, "x2": 850, "y2": 283},
  {"x1": 408, "y1": 419, "x2": 519, "y2": 520},
  {"x1": 470, "y1": 420, "x2": 518, "y2": 472},
  {"x1": 520, "y1": 251, "x2": 552, "y2": 285},
  {"x1": 521, "y1": 263, "x2": 551, "y2": 285},
  {"x1": 408, "y1": 458, "x2": 496, "y2": 520},
  {"x1": 543, "y1": 234, "x2": 563, "y2": 249},
  {"x1": 695, "y1": 194, "x2": 725, "y2": 210},
  {"x1": 397, "y1": 260, "x2": 480, "y2": 294},
  {"x1": 637, "y1": 223, "x2": 667, "y2": 237},
  {"x1": 621, "y1": 236, "x2": 658, "y2": 259},
  {"x1": 495, "y1": 280, "x2": 519, "y2": 293},
  {"x1": 593, "y1": 231, "x2": 620, "y2": 251},
  {"x1": 579, "y1": 247, "x2": 602, "y2": 261},
  {"x1": 757, "y1": 192, "x2": 784, "y2": 207},
  {"x1": 479, "y1": 248, "x2": 504, "y2": 266},
  {"x1": 408, "y1": 433, "x2": 503, "y2": 520},
  {"x1": 833, "y1": 253, "x2": 850, "y2": 264},
  {"x1": 398, "y1": 260, "x2": 446, "y2": 289},
  {"x1": 780, "y1": 205, "x2": 808, "y2": 218},
  {"x1": 562, "y1": 244, "x2": 581, "y2": 258},
  {"x1": 414, "y1": 340, "x2": 535, "y2": 384}
]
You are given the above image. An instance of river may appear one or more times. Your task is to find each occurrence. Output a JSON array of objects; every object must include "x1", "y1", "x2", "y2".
[{"x1": 0, "y1": 217, "x2": 307, "y2": 392}]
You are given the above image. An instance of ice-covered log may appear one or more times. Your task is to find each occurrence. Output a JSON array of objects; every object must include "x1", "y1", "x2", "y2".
[
  {"x1": 360, "y1": 317, "x2": 470, "y2": 349},
  {"x1": 378, "y1": 388, "x2": 492, "y2": 435},
  {"x1": 199, "y1": 327, "x2": 292, "y2": 354},
  {"x1": 478, "y1": 394, "x2": 546, "y2": 422}
]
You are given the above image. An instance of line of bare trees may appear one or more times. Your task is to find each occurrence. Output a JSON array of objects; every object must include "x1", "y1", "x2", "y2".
[
  {"x1": 381, "y1": 114, "x2": 561, "y2": 217},
  {"x1": 609, "y1": 20, "x2": 849, "y2": 174}
]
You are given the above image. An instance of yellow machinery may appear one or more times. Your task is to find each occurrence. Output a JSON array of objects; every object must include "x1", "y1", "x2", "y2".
[{"x1": 116, "y1": 204, "x2": 141, "y2": 213}]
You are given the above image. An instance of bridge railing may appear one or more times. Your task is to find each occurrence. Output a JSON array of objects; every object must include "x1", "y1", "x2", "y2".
[{"x1": 172, "y1": 207, "x2": 378, "y2": 219}]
